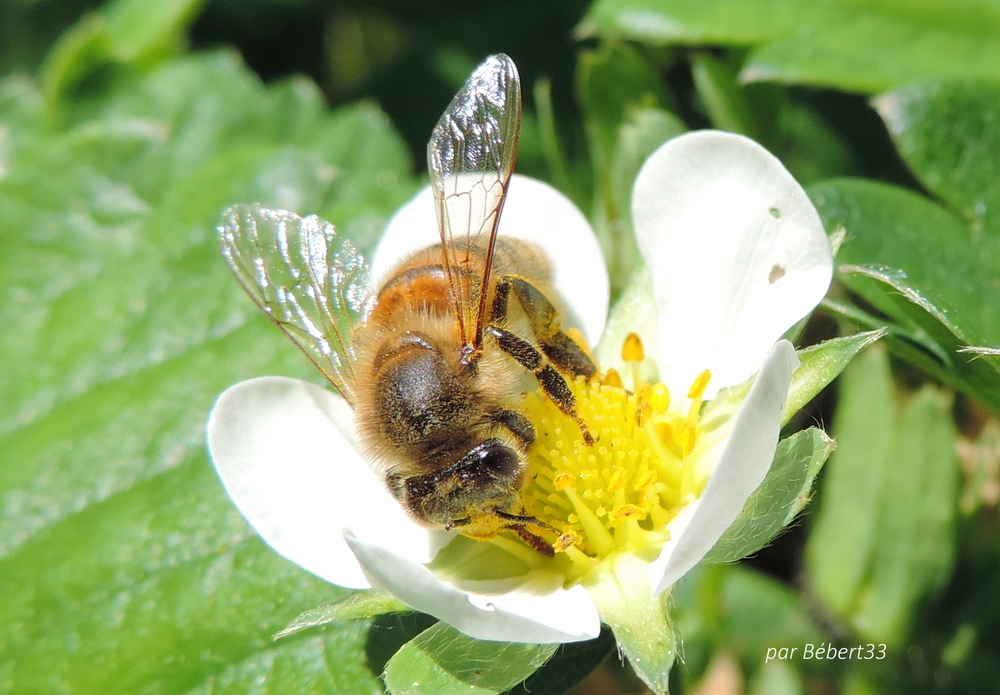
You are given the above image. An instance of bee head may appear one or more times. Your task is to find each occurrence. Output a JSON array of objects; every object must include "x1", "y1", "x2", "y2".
[{"x1": 392, "y1": 437, "x2": 525, "y2": 529}]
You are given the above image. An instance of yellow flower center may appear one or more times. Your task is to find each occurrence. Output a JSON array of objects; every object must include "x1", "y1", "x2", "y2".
[{"x1": 513, "y1": 333, "x2": 714, "y2": 577}]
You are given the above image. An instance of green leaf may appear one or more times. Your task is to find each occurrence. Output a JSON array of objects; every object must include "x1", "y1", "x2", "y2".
[
  {"x1": 805, "y1": 344, "x2": 895, "y2": 619},
  {"x1": 810, "y1": 178, "x2": 1000, "y2": 412},
  {"x1": 716, "y1": 566, "x2": 825, "y2": 672},
  {"x1": 382, "y1": 623, "x2": 557, "y2": 695},
  {"x1": 577, "y1": 43, "x2": 680, "y2": 293},
  {"x1": 703, "y1": 427, "x2": 835, "y2": 564},
  {"x1": 671, "y1": 564, "x2": 825, "y2": 686},
  {"x1": 579, "y1": 0, "x2": 1000, "y2": 92},
  {"x1": 0, "y1": 49, "x2": 415, "y2": 693},
  {"x1": 784, "y1": 329, "x2": 887, "y2": 423},
  {"x1": 41, "y1": 0, "x2": 206, "y2": 103},
  {"x1": 751, "y1": 660, "x2": 806, "y2": 695},
  {"x1": 690, "y1": 52, "x2": 766, "y2": 141},
  {"x1": 577, "y1": 43, "x2": 669, "y2": 166},
  {"x1": 852, "y1": 385, "x2": 958, "y2": 643},
  {"x1": 874, "y1": 80, "x2": 1000, "y2": 237},
  {"x1": 777, "y1": 100, "x2": 861, "y2": 186},
  {"x1": 507, "y1": 629, "x2": 616, "y2": 695},
  {"x1": 103, "y1": 0, "x2": 204, "y2": 62},
  {"x1": 806, "y1": 345, "x2": 958, "y2": 645},
  {"x1": 0, "y1": 2, "x2": 88, "y2": 75}
]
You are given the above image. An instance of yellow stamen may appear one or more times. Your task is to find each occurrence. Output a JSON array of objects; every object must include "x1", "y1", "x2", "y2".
[
  {"x1": 553, "y1": 471, "x2": 574, "y2": 491},
  {"x1": 656, "y1": 421, "x2": 676, "y2": 448},
  {"x1": 636, "y1": 402, "x2": 652, "y2": 428},
  {"x1": 519, "y1": 376, "x2": 706, "y2": 560},
  {"x1": 553, "y1": 532, "x2": 580, "y2": 553},
  {"x1": 602, "y1": 368, "x2": 623, "y2": 389},
  {"x1": 621, "y1": 332, "x2": 645, "y2": 362},
  {"x1": 499, "y1": 332, "x2": 715, "y2": 572},
  {"x1": 676, "y1": 420, "x2": 699, "y2": 457},
  {"x1": 687, "y1": 369, "x2": 712, "y2": 399},
  {"x1": 611, "y1": 504, "x2": 647, "y2": 523},
  {"x1": 650, "y1": 383, "x2": 670, "y2": 413}
]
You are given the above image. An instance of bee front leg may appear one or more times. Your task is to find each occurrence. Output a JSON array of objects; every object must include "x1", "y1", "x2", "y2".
[
  {"x1": 493, "y1": 275, "x2": 597, "y2": 379},
  {"x1": 485, "y1": 325, "x2": 595, "y2": 445},
  {"x1": 492, "y1": 408, "x2": 536, "y2": 447}
]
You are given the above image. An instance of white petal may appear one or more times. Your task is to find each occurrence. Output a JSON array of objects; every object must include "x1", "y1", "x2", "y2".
[
  {"x1": 373, "y1": 174, "x2": 609, "y2": 346},
  {"x1": 207, "y1": 376, "x2": 449, "y2": 589},
  {"x1": 649, "y1": 340, "x2": 799, "y2": 594},
  {"x1": 345, "y1": 531, "x2": 601, "y2": 644},
  {"x1": 633, "y1": 130, "x2": 832, "y2": 398}
]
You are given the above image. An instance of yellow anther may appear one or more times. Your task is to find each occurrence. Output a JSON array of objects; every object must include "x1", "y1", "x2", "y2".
[
  {"x1": 602, "y1": 368, "x2": 623, "y2": 389},
  {"x1": 636, "y1": 383, "x2": 652, "y2": 402},
  {"x1": 553, "y1": 532, "x2": 580, "y2": 553},
  {"x1": 608, "y1": 468, "x2": 628, "y2": 492},
  {"x1": 517, "y1": 358, "x2": 702, "y2": 561},
  {"x1": 656, "y1": 421, "x2": 676, "y2": 448},
  {"x1": 634, "y1": 469, "x2": 658, "y2": 490},
  {"x1": 676, "y1": 420, "x2": 699, "y2": 457},
  {"x1": 636, "y1": 402, "x2": 652, "y2": 428},
  {"x1": 611, "y1": 504, "x2": 648, "y2": 522},
  {"x1": 553, "y1": 471, "x2": 575, "y2": 491},
  {"x1": 650, "y1": 383, "x2": 670, "y2": 413},
  {"x1": 687, "y1": 369, "x2": 712, "y2": 399},
  {"x1": 622, "y1": 332, "x2": 645, "y2": 363}
]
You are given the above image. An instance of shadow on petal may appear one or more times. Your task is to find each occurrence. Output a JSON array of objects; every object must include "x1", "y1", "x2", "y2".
[
  {"x1": 346, "y1": 531, "x2": 601, "y2": 644},
  {"x1": 207, "y1": 376, "x2": 443, "y2": 589},
  {"x1": 649, "y1": 340, "x2": 799, "y2": 594}
]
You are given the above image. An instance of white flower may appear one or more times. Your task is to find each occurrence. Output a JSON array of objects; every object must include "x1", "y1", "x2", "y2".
[{"x1": 207, "y1": 130, "x2": 833, "y2": 644}]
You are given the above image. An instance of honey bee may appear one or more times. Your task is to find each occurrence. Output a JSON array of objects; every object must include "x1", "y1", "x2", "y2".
[{"x1": 218, "y1": 54, "x2": 595, "y2": 554}]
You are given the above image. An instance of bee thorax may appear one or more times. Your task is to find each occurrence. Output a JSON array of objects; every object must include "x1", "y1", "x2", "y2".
[{"x1": 370, "y1": 334, "x2": 475, "y2": 453}]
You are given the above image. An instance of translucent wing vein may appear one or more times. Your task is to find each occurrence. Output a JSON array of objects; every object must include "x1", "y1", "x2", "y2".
[
  {"x1": 218, "y1": 204, "x2": 373, "y2": 405},
  {"x1": 428, "y1": 53, "x2": 521, "y2": 354}
]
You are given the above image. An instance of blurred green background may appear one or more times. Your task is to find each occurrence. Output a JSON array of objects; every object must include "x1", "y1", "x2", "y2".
[{"x1": 2, "y1": 0, "x2": 1000, "y2": 693}]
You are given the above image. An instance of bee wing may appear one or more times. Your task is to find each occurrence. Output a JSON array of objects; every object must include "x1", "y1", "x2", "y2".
[
  {"x1": 428, "y1": 53, "x2": 521, "y2": 356},
  {"x1": 218, "y1": 204, "x2": 374, "y2": 406}
]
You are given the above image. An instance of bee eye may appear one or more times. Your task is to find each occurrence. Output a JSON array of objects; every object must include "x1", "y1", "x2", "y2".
[{"x1": 472, "y1": 439, "x2": 520, "y2": 478}]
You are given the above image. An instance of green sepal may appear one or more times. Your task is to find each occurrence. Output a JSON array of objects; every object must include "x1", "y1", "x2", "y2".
[
  {"x1": 783, "y1": 328, "x2": 887, "y2": 424},
  {"x1": 703, "y1": 427, "x2": 835, "y2": 564},
  {"x1": 382, "y1": 623, "x2": 557, "y2": 695},
  {"x1": 590, "y1": 554, "x2": 678, "y2": 695},
  {"x1": 274, "y1": 590, "x2": 411, "y2": 640}
]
